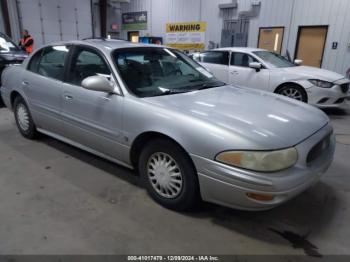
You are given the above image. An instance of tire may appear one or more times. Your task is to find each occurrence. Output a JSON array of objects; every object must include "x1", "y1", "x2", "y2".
[
  {"x1": 13, "y1": 96, "x2": 38, "y2": 139},
  {"x1": 139, "y1": 138, "x2": 200, "y2": 211},
  {"x1": 276, "y1": 84, "x2": 307, "y2": 103}
]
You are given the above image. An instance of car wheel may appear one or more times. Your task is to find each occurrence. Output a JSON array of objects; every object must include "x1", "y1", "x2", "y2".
[
  {"x1": 277, "y1": 85, "x2": 307, "y2": 102},
  {"x1": 13, "y1": 96, "x2": 38, "y2": 139},
  {"x1": 139, "y1": 138, "x2": 200, "y2": 211}
]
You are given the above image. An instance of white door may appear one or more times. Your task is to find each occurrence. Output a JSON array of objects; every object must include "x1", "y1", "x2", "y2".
[
  {"x1": 17, "y1": 0, "x2": 93, "y2": 48},
  {"x1": 229, "y1": 52, "x2": 270, "y2": 91},
  {"x1": 198, "y1": 51, "x2": 230, "y2": 83}
]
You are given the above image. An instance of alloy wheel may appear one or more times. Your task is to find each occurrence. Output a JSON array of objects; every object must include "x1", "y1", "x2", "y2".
[{"x1": 279, "y1": 87, "x2": 303, "y2": 101}]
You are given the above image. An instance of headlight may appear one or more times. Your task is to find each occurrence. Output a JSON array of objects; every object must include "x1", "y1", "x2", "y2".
[
  {"x1": 308, "y1": 79, "x2": 333, "y2": 88},
  {"x1": 215, "y1": 148, "x2": 298, "y2": 172}
]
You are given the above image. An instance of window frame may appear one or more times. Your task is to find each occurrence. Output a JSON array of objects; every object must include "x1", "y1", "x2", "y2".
[
  {"x1": 199, "y1": 51, "x2": 230, "y2": 66},
  {"x1": 26, "y1": 45, "x2": 72, "y2": 82},
  {"x1": 27, "y1": 49, "x2": 43, "y2": 73},
  {"x1": 65, "y1": 44, "x2": 123, "y2": 96},
  {"x1": 230, "y1": 52, "x2": 265, "y2": 69}
]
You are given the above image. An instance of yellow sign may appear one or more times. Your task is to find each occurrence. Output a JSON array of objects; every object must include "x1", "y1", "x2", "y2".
[
  {"x1": 166, "y1": 43, "x2": 205, "y2": 50},
  {"x1": 165, "y1": 22, "x2": 206, "y2": 50},
  {"x1": 166, "y1": 22, "x2": 207, "y2": 33}
]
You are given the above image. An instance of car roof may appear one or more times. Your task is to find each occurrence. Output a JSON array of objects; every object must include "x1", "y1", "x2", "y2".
[
  {"x1": 43, "y1": 39, "x2": 167, "y2": 53},
  {"x1": 211, "y1": 47, "x2": 266, "y2": 53}
]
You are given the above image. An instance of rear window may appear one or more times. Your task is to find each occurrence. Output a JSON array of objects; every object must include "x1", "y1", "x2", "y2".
[
  {"x1": 198, "y1": 51, "x2": 229, "y2": 65},
  {"x1": 36, "y1": 46, "x2": 70, "y2": 81}
]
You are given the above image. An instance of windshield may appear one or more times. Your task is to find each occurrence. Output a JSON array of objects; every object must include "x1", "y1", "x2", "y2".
[
  {"x1": 113, "y1": 47, "x2": 225, "y2": 97},
  {"x1": 0, "y1": 34, "x2": 20, "y2": 52},
  {"x1": 253, "y1": 51, "x2": 296, "y2": 68}
]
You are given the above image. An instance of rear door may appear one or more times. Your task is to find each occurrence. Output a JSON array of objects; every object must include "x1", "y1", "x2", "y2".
[
  {"x1": 229, "y1": 52, "x2": 269, "y2": 90},
  {"x1": 23, "y1": 45, "x2": 70, "y2": 134},
  {"x1": 197, "y1": 51, "x2": 230, "y2": 83},
  {"x1": 61, "y1": 45, "x2": 125, "y2": 160}
]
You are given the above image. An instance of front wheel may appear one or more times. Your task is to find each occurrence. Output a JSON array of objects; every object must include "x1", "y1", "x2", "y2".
[
  {"x1": 138, "y1": 138, "x2": 200, "y2": 211},
  {"x1": 13, "y1": 96, "x2": 38, "y2": 139},
  {"x1": 276, "y1": 85, "x2": 307, "y2": 102}
]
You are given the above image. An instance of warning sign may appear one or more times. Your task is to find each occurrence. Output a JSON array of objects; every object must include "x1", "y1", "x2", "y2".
[{"x1": 165, "y1": 22, "x2": 206, "y2": 50}]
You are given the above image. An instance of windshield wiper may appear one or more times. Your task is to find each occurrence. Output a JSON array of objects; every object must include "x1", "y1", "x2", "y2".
[
  {"x1": 152, "y1": 89, "x2": 192, "y2": 97},
  {"x1": 195, "y1": 82, "x2": 225, "y2": 90}
]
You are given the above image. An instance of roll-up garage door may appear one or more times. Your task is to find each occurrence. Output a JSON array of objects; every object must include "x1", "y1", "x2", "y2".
[
  {"x1": 0, "y1": 3, "x2": 5, "y2": 33},
  {"x1": 17, "y1": 0, "x2": 93, "y2": 48}
]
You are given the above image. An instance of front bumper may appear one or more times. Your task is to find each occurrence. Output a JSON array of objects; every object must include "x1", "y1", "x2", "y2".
[
  {"x1": 191, "y1": 124, "x2": 335, "y2": 211},
  {"x1": 306, "y1": 80, "x2": 350, "y2": 108}
]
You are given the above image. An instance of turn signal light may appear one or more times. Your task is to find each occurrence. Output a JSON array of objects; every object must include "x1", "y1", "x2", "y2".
[{"x1": 246, "y1": 193, "x2": 274, "y2": 202}]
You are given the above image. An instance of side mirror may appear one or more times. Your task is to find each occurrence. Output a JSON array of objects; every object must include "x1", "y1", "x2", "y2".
[
  {"x1": 249, "y1": 62, "x2": 262, "y2": 72},
  {"x1": 81, "y1": 75, "x2": 115, "y2": 93},
  {"x1": 294, "y1": 59, "x2": 303, "y2": 66}
]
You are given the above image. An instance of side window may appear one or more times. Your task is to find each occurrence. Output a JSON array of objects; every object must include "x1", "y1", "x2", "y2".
[
  {"x1": 68, "y1": 48, "x2": 111, "y2": 86},
  {"x1": 37, "y1": 46, "x2": 70, "y2": 81},
  {"x1": 231, "y1": 52, "x2": 257, "y2": 67},
  {"x1": 28, "y1": 50, "x2": 43, "y2": 73},
  {"x1": 200, "y1": 51, "x2": 229, "y2": 65}
]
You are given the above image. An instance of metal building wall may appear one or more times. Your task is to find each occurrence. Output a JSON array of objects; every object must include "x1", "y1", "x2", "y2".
[
  {"x1": 288, "y1": 0, "x2": 350, "y2": 75},
  {"x1": 16, "y1": 0, "x2": 93, "y2": 48},
  {"x1": 247, "y1": 0, "x2": 350, "y2": 75},
  {"x1": 120, "y1": 0, "x2": 261, "y2": 47},
  {"x1": 120, "y1": 0, "x2": 350, "y2": 75},
  {"x1": 247, "y1": 0, "x2": 293, "y2": 51},
  {"x1": 120, "y1": 0, "x2": 202, "y2": 39}
]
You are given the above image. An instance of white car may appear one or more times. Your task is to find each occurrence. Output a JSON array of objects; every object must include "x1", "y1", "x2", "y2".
[{"x1": 192, "y1": 48, "x2": 349, "y2": 108}]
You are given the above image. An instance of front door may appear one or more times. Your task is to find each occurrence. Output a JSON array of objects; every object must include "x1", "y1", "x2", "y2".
[
  {"x1": 229, "y1": 52, "x2": 270, "y2": 91},
  {"x1": 258, "y1": 27, "x2": 284, "y2": 54},
  {"x1": 61, "y1": 46, "x2": 124, "y2": 160},
  {"x1": 295, "y1": 26, "x2": 328, "y2": 68},
  {"x1": 23, "y1": 45, "x2": 70, "y2": 135},
  {"x1": 198, "y1": 51, "x2": 230, "y2": 83}
]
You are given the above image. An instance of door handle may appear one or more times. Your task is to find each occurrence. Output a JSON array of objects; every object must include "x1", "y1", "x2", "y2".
[
  {"x1": 99, "y1": 96, "x2": 111, "y2": 101},
  {"x1": 22, "y1": 81, "x2": 30, "y2": 86},
  {"x1": 230, "y1": 71, "x2": 238, "y2": 75},
  {"x1": 64, "y1": 95, "x2": 73, "y2": 101}
]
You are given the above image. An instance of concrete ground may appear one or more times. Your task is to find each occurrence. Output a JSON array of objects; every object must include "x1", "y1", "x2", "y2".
[{"x1": 0, "y1": 103, "x2": 349, "y2": 256}]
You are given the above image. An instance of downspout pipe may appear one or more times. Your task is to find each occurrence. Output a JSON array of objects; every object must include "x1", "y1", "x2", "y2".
[
  {"x1": 99, "y1": 0, "x2": 107, "y2": 38},
  {"x1": 1, "y1": 0, "x2": 12, "y2": 37}
]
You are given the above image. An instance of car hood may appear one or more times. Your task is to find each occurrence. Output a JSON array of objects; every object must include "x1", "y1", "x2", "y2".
[
  {"x1": 277, "y1": 66, "x2": 345, "y2": 82},
  {"x1": 146, "y1": 85, "x2": 329, "y2": 149},
  {"x1": 0, "y1": 51, "x2": 28, "y2": 62}
]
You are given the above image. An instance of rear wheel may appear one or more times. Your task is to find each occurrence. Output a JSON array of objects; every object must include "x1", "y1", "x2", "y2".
[
  {"x1": 13, "y1": 96, "x2": 38, "y2": 139},
  {"x1": 276, "y1": 84, "x2": 307, "y2": 102},
  {"x1": 139, "y1": 138, "x2": 200, "y2": 211}
]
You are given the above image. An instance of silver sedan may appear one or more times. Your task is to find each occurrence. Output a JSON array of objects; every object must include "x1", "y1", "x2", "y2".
[{"x1": 0, "y1": 39, "x2": 335, "y2": 211}]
